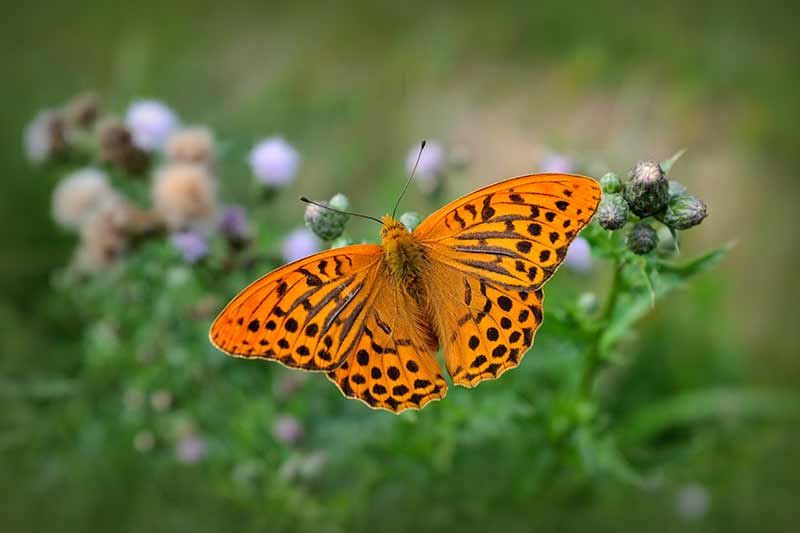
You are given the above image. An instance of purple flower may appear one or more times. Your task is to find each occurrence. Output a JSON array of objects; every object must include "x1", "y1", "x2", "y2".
[
  {"x1": 249, "y1": 137, "x2": 300, "y2": 186},
  {"x1": 125, "y1": 100, "x2": 179, "y2": 151},
  {"x1": 218, "y1": 205, "x2": 250, "y2": 242},
  {"x1": 564, "y1": 237, "x2": 592, "y2": 273},
  {"x1": 176, "y1": 433, "x2": 207, "y2": 464},
  {"x1": 281, "y1": 227, "x2": 321, "y2": 263},
  {"x1": 676, "y1": 483, "x2": 710, "y2": 521},
  {"x1": 406, "y1": 141, "x2": 446, "y2": 194},
  {"x1": 272, "y1": 415, "x2": 303, "y2": 446},
  {"x1": 171, "y1": 232, "x2": 209, "y2": 263},
  {"x1": 540, "y1": 152, "x2": 575, "y2": 174}
]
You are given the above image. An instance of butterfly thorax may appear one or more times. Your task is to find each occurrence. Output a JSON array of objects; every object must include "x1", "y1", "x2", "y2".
[{"x1": 380, "y1": 215, "x2": 427, "y2": 296}]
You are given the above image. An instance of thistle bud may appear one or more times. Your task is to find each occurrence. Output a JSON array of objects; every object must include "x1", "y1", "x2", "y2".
[
  {"x1": 626, "y1": 222, "x2": 659, "y2": 255},
  {"x1": 304, "y1": 193, "x2": 350, "y2": 241},
  {"x1": 657, "y1": 194, "x2": 708, "y2": 230},
  {"x1": 623, "y1": 160, "x2": 669, "y2": 216},
  {"x1": 596, "y1": 193, "x2": 629, "y2": 230},
  {"x1": 599, "y1": 172, "x2": 622, "y2": 194},
  {"x1": 668, "y1": 180, "x2": 688, "y2": 198},
  {"x1": 399, "y1": 211, "x2": 422, "y2": 232},
  {"x1": 97, "y1": 117, "x2": 150, "y2": 174}
]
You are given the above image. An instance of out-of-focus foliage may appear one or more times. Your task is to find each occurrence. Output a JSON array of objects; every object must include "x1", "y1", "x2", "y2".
[{"x1": 2, "y1": 2, "x2": 800, "y2": 533}]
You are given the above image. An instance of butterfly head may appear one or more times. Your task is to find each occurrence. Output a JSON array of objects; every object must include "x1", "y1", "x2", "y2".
[{"x1": 379, "y1": 215, "x2": 410, "y2": 241}]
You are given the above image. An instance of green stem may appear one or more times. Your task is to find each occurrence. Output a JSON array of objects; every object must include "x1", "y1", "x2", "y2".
[{"x1": 580, "y1": 259, "x2": 623, "y2": 396}]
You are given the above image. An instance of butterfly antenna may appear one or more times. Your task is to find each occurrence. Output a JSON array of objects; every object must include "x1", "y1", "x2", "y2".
[
  {"x1": 299, "y1": 197, "x2": 383, "y2": 225},
  {"x1": 391, "y1": 139, "x2": 426, "y2": 219}
]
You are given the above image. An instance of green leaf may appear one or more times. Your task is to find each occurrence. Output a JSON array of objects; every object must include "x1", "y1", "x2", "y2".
[
  {"x1": 619, "y1": 387, "x2": 800, "y2": 443},
  {"x1": 599, "y1": 242, "x2": 733, "y2": 354},
  {"x1": 660, "y1": 148, "x2": 687, "y2": 173}
]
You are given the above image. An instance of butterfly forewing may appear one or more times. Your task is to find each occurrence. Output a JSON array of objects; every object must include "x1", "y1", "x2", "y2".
[
  {"x1": 210, "y1": 245, "x2": 382, "y2": 371},
  {"x1": 415, "y1": 174, "x2": 601, "y2": 388}
]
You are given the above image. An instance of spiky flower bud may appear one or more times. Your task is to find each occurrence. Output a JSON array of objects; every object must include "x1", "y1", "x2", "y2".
[
  {"x1": 399, "y1": 211, "x2": 422, "y2": 232},
  {"x1": 657, "y1": 194, "x2": 708, "y2": 230},
  {"x1": 599, "y1": 172, "x2": 622, "y2": 194},
  {"x1": 596, "y1": 193, "x2": 629, "y2": 230},
  {"x1": 624, "y1": 160, "x2": 669, "y2": 216},
  {"x1": 668, "y1": 180, "x2": 688, "y2": 198},
  {"x1": 304, "y1": 193, "x2": 350, "y2": 241},
  {"x1": 626, "y1": 222, "x2": 659, "y2": 255}
]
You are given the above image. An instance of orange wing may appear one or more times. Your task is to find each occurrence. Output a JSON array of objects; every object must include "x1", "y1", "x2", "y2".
[
  {"x1": 414, "y1": 173, "x2": 601, "y2": 387},
  {"x1": 325, "y1": 273, "x2": 448, "y2": 413},
  {"x1": 210, "y1": 245, "x2": 383, "y2": 371}
]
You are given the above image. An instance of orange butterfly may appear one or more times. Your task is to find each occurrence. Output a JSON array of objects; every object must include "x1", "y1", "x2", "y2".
[{"x1": 210, "y1": 173, "x2": 601, "y2": 413}]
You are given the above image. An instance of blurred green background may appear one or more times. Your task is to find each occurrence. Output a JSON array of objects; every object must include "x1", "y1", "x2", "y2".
[{"x1": 2, "y1": 1, "x2": 799, "y2": 532}]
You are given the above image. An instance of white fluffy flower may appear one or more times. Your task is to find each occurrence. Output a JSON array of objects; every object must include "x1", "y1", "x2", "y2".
[
  {"x1": 406, "y1": 140, "x2": 446, "y2": 194},
  {"x1": 249, "y1": 137, "x2": 300, "y2": 186},
  {"x1": 125, "y1": 100, "x2": 179, "y2": 151},
  {"x1": 281, "y1": 227, "x2": 321, "y2": 263},
  {"x1": 52, "y1": 168, "x2": 118, "y2": 230},
  {"x1": 165, "y1": 126, "x2": 214, "y2": 165},
  {"x1": 152, "y1": 163, "x2": 217, "y2": 232}
]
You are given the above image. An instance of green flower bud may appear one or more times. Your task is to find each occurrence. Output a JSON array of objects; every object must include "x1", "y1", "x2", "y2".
[
  {"x1": 668, "y1": 180, "x2": 687, "y2": 198},
  {"x1": 599, "y1": 172, "x2": 622, "y2": 194},
  {"x1": 399, "y1": 211, "x2": 422, "y2": 232},
  {"x1": 596, "y1": 193, "x2": 629, "y2": 230},
  {"x1": 623, "y1": 160, "x2": 669, "y2": 216},
  {"x1": 304, "y1": 193, "x2": 350, "y2": 241},
  {"x1": 626, "y1": 222, "x2": 659, "y2": 255},
  {"x1": 657, "y1": 194, "x2": 707, "y2": 230}
]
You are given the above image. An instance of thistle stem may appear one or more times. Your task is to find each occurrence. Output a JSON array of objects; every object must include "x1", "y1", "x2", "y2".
[{"x1": 580, "y1": 259, "x2": 623, "y2": 396}]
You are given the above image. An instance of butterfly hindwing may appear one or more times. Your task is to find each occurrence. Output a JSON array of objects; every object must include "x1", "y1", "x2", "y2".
[
  {"x1": 326, "y1": 275, "x2": 448, "y2": 412},
  {"x1": 210, "y1": 245, "x2": 382, "y2": 371}
]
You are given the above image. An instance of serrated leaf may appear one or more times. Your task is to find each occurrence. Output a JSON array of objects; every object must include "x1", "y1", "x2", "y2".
[{"x1": 599, "y1": 242, "x2": 733, "y2": 354}]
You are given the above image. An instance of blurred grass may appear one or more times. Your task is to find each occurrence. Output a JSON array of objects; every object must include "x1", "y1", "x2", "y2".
[{"x1": 1, "y1": 1, "x2": 799, "y2": 532}]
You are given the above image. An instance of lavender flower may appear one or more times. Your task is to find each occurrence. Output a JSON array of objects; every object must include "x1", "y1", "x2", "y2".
[
  {"x1": 125, "y1": 100, "x2": 179, "y2": 151},
  {"x1": 176, "y1": 432, "x2": 208, "y2": 464},
  {"x1": 171, "y1": 232, "x2": 209, "y2": 263},
  {"x1": 564, "y1": 237, "x2": 593, "y2": 273},
  {"x1": 540, "y1": 152, "x2": 575, "y2": 174},
  {"x1": 218, "y1": 205, "x2": 251, "y2": 244},
  {"x1": 249, "y1": 137, "x2": 300, "y2": 186},
  {"x1": 272, "y1": 415, "x2": 304, "y2": 446},
  {"x1": 281, "y1": 227, "x2": 321, "y2": 263},
  {"x1": 407, "y1": 140, "x2": 445, "y2": 194}
]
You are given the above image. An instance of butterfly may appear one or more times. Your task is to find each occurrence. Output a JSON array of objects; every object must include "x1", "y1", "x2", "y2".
[{"x1": 210, "y1": 173, "x2": 601, "y2": 413}]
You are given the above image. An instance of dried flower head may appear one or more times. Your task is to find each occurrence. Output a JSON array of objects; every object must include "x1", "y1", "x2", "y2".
[
  {"x1": 596, "y1": 193, "x2": 629, "y2": 230},
  {"x1": 626, "y1": 222, "x2": 659, "y2": 255},
  {"x1": 624, "y1": 160, "x2": 669, "y2": 216},
  {"x1": 73, "y1": 197, "x2": 132, "y2": 272},
  {"x1": 125, "y1": 99, "x2": 179, "y2": 152},
  {"x1": 52, "y1": 168, "x2": 118, "y2": 230},
  {"x1": 24, "y1": 109, "x2": 67, "y2": 164},
  {"x1": 165, "y1": 126, "x2": 215, "y2": 165},
  {"x1": 282, "y1": 227, "x2": 321, "y2": 263},
  {"x1": 407, "y1": 140, "x2": 446, "y2": 195},
  {"x1": 249, "y1": 137, "x2": 300, "y2": 187},
  {"x1": 97, "y1": 117, "x2": 150, "y2": 174},
  {"x1": 152, "y1": 163, "x2": 217, "y2": 232},
  {"x1": 304, "y1": 193, "x2": 350, "y2": 241},
  {"x1": 64, "y1": 92, "x2": 100, "y2": 129}
]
